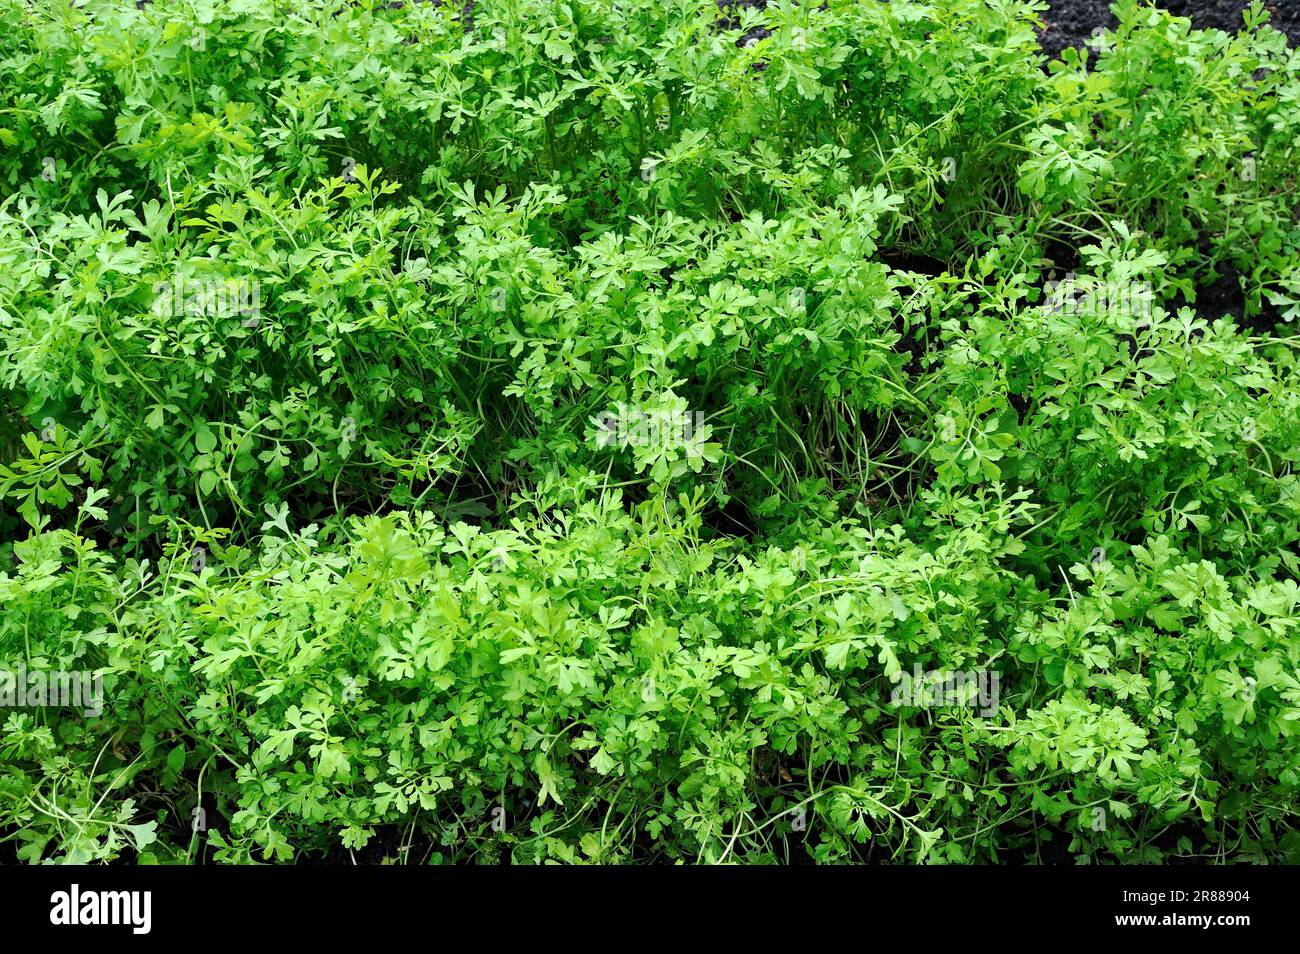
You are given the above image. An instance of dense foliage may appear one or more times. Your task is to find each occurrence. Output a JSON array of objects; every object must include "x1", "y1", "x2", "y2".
[{"x1": 1, "y1": 0, "x2": 1298, "y2": 863}]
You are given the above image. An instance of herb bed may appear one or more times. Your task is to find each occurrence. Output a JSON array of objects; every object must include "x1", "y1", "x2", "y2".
[{"x1": 1, "y1": 0, "x2": 1298, "y2": 865}]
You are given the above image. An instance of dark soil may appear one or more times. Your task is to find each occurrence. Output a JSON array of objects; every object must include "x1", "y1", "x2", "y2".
[
  {"x1": 1168, "y1": 260, "x2": 1285, "y2": 335},
  {"x1": 1040, "y1": 1, "x2": 1300, "y2": 58}
]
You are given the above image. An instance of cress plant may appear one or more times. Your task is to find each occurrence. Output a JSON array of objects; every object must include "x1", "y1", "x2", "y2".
[{"x1": 0, "y1": 0, "x2": 1298, "y2": 863}]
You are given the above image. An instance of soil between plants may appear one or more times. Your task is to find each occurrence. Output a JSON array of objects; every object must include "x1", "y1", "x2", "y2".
[{"x1": 1040, "y1": 1, "x2": 1300, "y2": 57}]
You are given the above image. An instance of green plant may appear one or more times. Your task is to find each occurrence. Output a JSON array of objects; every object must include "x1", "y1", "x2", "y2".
[{"x1": 1, "y1": 0, "x2": 1298, "y2": 865}]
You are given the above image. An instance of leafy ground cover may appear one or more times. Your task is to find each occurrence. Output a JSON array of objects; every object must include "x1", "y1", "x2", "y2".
[
  {"x1": 1, "y1": 0, "x2": 1298, "y2": 864},
  {"x1": 1041, "y1": 0, "x2": 1300, "y2": 56}
]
